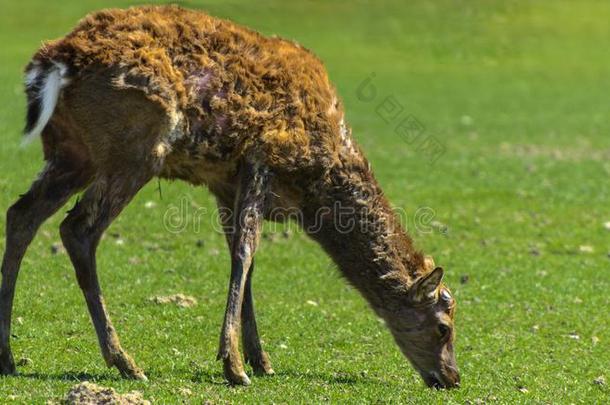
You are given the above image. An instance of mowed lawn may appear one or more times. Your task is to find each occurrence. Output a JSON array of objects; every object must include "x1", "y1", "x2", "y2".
[{"x1": 0, "y1": 0, "x2": 609, "y2": 403}]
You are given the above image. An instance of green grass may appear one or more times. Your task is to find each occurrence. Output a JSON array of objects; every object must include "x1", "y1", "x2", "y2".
[{"x1": 1, "y1": 0, "x2": 609, "y2": 403}]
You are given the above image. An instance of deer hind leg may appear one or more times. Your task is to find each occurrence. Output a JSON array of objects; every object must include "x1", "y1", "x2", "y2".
[
  {"x1": 217, "y1": 162, "x2": 270, "y2": 385},
  {"x1": 0, "y1": 161, "x2": 91, "y2": 375},
  {"x1": 217, "y1": 200, "x2": 274, "y2": 378},
  {"x1": 59, "y1": 168, "x2": 155, "y2": 380}
]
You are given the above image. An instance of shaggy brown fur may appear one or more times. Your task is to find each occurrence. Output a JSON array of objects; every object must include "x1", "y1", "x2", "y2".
[{"x1": 1, "y1": 6, "x2": 459, "y2": 388}]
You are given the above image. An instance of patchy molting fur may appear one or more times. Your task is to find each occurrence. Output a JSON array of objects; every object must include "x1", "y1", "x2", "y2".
[
  {"x1": 30, "y1": 5, "x2": 428, "y2": 279},
  {"x1": 3, "y1": 5, "x2": 459, "y2": 388}
]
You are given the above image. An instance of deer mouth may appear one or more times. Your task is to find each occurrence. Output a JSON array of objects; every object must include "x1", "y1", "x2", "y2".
[
  {"x1": 425, "y1": 374, "x2": 443, "y2": 389},
  {"x1": 423, "y1": 371, "x2": 460, "y2": 389}
]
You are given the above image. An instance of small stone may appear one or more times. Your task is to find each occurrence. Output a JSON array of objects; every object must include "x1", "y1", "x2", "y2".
[
  {"x1": 17, "y1": 357, "x2": 32, "y2": 366},
  {"x1": 567, "y1": 332, "x2": 580, "y2": 340},
  {"x1": 115, "y1": 238, "x2": 125, "y2": 246},
  {"x1": 517, "y1": 386, "x2": 528, "y2": 393},
  {"x1": 579, "y1": 245, "x2": 594, "y2": 253},
  {"x1": 279, "y1": 343, "x2": 288, "y2": 349},
  {"x1": 128, "y1": 257, "x2": 141, "y2": 265},
  {"x1": 149, "y1": 294, "x2": 198, "y2": 308},
  {"x1": 531, "y1": 325, "x2": 539, "y2": 332},
  {"x1": 50, "y1": 243, "x2": 64, "y2": 255},
  {"x1": 431, "y1": 221, "x2": 449, "y2": 234},
  {"x1": 603, "y1": 221, "x2": 610, "y2": 231},
  {"x1": 306, "y1": 300, "x2": 319, "y2": 306},
  {"x1": 593, "y1": 376, "x2": 605, "y2": 385}
]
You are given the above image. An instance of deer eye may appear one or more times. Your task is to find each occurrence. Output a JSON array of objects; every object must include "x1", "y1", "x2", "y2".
[{"x1": 438, "y1": 324, "x2": 450, "y2": 338}]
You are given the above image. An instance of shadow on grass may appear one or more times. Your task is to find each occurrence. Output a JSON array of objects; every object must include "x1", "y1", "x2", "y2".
[
  {"x1": 277, "y1": 369, "x2": 392, "y2": 387},
  {"x1": 189, "y1": 366, "x2": 392, "y2": 387},
  {"x1": 191, "y1": 368, "x2": 229, "y2": 385},
  {"x1": 17, "y1": 371, "x2": 122, "y2": 382}
]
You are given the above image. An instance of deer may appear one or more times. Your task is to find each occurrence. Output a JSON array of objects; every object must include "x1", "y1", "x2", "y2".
[{"x1": 0, "y1": 6, "x2": 459, "y2": 388}]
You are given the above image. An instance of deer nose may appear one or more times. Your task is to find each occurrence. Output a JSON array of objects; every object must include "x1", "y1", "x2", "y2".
[{"x1": 442, "y1": 366, "x2": 460, "y2": 388}]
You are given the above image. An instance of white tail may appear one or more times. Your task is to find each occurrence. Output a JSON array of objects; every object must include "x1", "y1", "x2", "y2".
[{"x1": 22, "y1": 61, "x2": 69, "y2": 146}]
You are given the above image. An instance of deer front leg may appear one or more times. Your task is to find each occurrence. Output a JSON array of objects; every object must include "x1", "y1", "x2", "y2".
[
  {"x1": 217, "y1": 162, "x2": 269, "y2": 386},
  {"x1": 241, "y1": 262, "x2": 274, "y2": 376},
  {"x1": 217, "y1": 201, "x2": 274, "y2": 377}
]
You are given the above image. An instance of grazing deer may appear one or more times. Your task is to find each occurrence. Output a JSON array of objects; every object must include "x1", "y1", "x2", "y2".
[{"x1": 0, "y1": 6, "x2": 459, "y2": 388}]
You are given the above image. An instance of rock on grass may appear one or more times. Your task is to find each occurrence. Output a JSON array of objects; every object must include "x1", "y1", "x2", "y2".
[
  {"x1": 149, "y1": 293, "x2": 198, "y2": 308},
  {"x1": 579, "y1": 245, "x2": 594, "y2": 253},
  {"x1": 63, "y1": 382, "x2": 149, "y2": 404},
  {"x1": 593, "y1": 376, "x2": 605, "y2": 386},
  {"x1": 17, "y1": 357, "x2": 32, "y2": 366}
]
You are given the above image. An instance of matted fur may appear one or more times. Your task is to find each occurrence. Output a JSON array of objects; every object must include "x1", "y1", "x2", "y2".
[{"x1": 30, "y1": 6, "x2": 341, "y2": 173}]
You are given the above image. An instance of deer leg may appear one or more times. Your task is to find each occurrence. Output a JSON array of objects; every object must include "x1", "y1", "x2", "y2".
[
  {"x1": 217, "y1": 201, "x2": 274, "y2": 377},
  {"x1": 241, "y1": 262, "x2": 274, "y2": 376},
  {"x1": 60, "y1": 170, "x2": 153, "y2": 380},
  {"x1": 217, "y1": 163, "x2": 269, "y2": 385},
  {"x1": 0, "y1": 162, "x2": 90, "y2": 375}
]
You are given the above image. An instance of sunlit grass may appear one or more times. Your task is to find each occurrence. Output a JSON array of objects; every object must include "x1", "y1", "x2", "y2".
[{"x1": 0, "y1": 0, "x2": 608, "y2": 402}]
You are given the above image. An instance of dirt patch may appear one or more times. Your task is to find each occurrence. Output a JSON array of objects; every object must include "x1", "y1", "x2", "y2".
[
  {"x1": 63, "y1": 382, "x2": 149, "y2": 404},
  {"x1": 149, "y1": 293, "x2": 198, "y2": 308},
  {"x1": 499, "y1": 142, "x2": 610, "y2": 162}
]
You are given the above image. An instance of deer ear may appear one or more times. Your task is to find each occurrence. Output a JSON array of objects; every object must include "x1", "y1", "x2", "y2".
[
  {"x1": 423, "y1": 255, "x2": 435, "y2": 271},
  {"x1": 412, "y1": 267, "x2": 444, "y2": 302}
]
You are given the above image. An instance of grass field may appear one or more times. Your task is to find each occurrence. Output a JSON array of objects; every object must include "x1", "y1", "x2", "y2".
[{"x1": 0, "y1": 0, "x2": 609, "y2": 403}]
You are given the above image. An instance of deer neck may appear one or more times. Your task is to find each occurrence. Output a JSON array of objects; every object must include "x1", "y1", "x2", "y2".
[{"x1": 304, "y1": 164, "x2": 425, "y2": 310}]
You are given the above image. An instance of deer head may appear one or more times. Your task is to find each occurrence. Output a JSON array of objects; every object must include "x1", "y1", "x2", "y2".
[{"x1": 376, "y1": 266, "x2": 460, "y2": 389}]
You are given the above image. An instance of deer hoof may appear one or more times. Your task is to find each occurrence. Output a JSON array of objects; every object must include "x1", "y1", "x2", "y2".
[
  {"x1": 128, "y1": 369, "x2": 148, "y2": 381},
  {"x1": 249, "y1": 352, "x2": 275, "y2": 376},
  {"x1": 230, "y1": 372, "x2": 251, "y2": 386},
  {"x1": 113, "y1": 352, "x2": 147, "y2": 381},
  {"x1": 117, "y1": 365, "x2": 148, "y2": 381},
  {"x1": 223, "y1": 358, "x2": 251, "y2": 386},
  {"x1": 0, "y1": 350, "x2": 17, "y2": 376}
]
